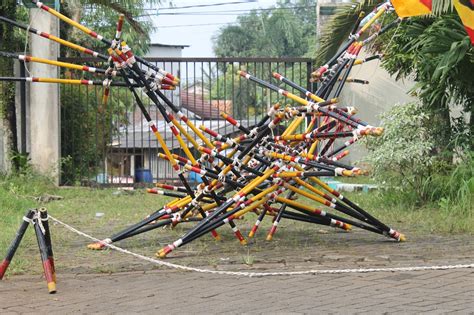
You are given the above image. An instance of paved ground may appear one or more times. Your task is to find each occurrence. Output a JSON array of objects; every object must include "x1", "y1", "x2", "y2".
[
  {"x1": 2, "y1": 220, "x2": 474, "y2": 314},
  {"x1": 1, "y1": 268, "x2": 473, "y2": 314}
]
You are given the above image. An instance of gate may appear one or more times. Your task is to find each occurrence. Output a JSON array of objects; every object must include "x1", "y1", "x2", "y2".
[{"x1": 58, "y1": 57, "x2": 314, "y2": 186}]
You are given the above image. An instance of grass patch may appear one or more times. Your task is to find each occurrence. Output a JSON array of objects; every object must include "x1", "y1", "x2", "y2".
[
  {"x1": 1, "y1": 172, "x2": 472, "y2": 277},
  {"x1": 0, "y1": 173, "x2": 168, "y2": 276},
  {"x1": 341, "y1": 190, "x2": 474, "y2": 235},
  {"x1": 333, "y1": 176, "x2": 375, "y2": 185}
]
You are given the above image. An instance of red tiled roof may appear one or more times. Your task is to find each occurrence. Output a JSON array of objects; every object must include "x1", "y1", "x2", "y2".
[{"x1": 180, "y1": 90, "x2": 232, "y2": 120}]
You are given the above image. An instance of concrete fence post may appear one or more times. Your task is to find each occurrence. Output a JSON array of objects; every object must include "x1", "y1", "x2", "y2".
[{"x1": 28, "y1": 8, "x2": 60, "y2": 184}]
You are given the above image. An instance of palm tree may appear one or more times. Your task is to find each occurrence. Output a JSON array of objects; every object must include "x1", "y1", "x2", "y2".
[
  {"x1": 314, "y1": 0, "x2": 460, "y2": 64},
  {"x1": 67, "y1": 0, "x2": 163, "y2": 35}
]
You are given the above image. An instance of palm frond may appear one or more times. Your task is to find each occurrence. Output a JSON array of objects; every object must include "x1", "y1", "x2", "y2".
[
  {"x1": 314, "y1": 0, "x2": 380, "y2": 65},
  {"x1": 84, "y1": 0, "x2": 163, "y2": 34},
  {"x1": 431, "y1": 0, "x2": 454, "y2": 15}
]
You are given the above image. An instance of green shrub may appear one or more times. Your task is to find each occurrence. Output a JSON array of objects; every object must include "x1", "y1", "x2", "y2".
[
  {"x1": 365, "y1": 102, "x2": 473, "y2": 215},
  {"x1": 365, "y1": 102, "x2": 439, "y2": 203}
]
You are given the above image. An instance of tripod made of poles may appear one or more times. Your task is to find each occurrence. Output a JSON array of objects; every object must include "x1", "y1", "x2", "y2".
[{"x1": 0, "y1": 208, "x2": 57, "y2": 294}]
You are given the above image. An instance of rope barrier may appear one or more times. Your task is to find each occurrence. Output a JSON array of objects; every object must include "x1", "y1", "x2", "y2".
[{"x1": 50, "y1": 215, "x2": 474, "y2": 278}]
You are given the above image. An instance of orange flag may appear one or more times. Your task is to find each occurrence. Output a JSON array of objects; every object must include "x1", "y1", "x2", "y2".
[
  {"x1": 454, "y1": 0, "x2": 474, "y2": 44},
  {"x1": 391, "y1": 0, "x2": 432, "y2": 17}
]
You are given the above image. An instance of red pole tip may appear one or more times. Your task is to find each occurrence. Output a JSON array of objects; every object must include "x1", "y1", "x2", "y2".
[
  {"x1": 211, "y1": 230, "x2": 221, "y2": 240},
  {"x1": 0, "y1": 259, "x2": 10, "y2": 280},
  {"x1": 160, "y1": 85, "x2": 175, "y2": 90},
  {"x1": 249, "y1": 225, "x2": 259, "y2": 238},
  {"x1": 163, "y1": 245, "x2": 173, "y2": 255},
  {"x1": 269, "y1": 225, "x2": 277, "y2": 235},
  {"x1": 200, "y1": 147, "x2": 212, "y2": 154},
  {"x1": 224, "y1": 115, "x2": 238, "y2": 126},
  {"x1": 165, "y1": 73, "x2": 176, "y2": 81},
  {"x1": 43, "y1": 259, "x2": 55, "y2": 284},
  {"x1": 272, "y1": 72, "x2": 282, "y2": 80},
  {"x1": 161, "y1": 77, "x2": 175, "y2": 86},
  {"x1": 191, "y1": 166, "x2": 202, "y2": 173}
]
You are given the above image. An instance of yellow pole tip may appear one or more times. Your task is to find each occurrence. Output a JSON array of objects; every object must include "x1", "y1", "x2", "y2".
[
  {"x1": 399, "y1": 234, "x2": 407, "y2": 242},
  {"x1": 344, "y1": 224, "x2": 352, "y2": 231},
  {"x1": 214, "y1": 235, "x2": 222, "y2": 241},
  {"x1": 374, "y1": 127, "x2": 384, "y2": 136},
  {"x1": 342, "y1": 170, "x2": 354, "y2": 177},
  {"x1": 265, "y1": 235, "x2": 273, "y2": 241},
  {"x1": 87, "y1": 242, "x2": 104, "y2": 250},
  {"x1": 156, "y1": 250, "x2": 167, "y2": 258},
  {"x1": 240, "y1": 239, "x2": 248, "y2": 246},
  {"x1": 248, "y1": 231, "x2": 255, "y2": 238},
  {"x1": 47, "y1": 282, "x2": 57, "y2": 293}
]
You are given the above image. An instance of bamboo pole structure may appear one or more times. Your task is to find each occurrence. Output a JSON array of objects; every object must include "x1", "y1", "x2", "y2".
[{"x1": 0, "y1": 0, "x2": 408, "y2": 267}]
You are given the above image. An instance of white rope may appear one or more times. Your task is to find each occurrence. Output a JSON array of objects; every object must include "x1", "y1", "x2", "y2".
[
  {"x1": 23, "y1": 9, "x2": 41, "y2": 77},
  {"x1": 35, "y1": 211, "x2": 46, "y2": 235},
  {"x1": 49, "y1": 215, "x2": 474, "y2": 277}
]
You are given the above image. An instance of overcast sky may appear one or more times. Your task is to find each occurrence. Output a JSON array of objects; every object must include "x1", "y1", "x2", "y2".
[{"x1": 148, "y1": 0, "x2": 278, "y2": 57}]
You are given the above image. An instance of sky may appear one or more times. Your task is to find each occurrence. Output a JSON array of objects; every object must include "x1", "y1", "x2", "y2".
[{"x1": 148, "y1": 0, "x2": 278, "y2": 57}]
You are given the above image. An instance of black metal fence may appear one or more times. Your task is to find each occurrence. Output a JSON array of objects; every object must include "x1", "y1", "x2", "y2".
[{"x1": 58, "y1": 57, "x2": 314, "y2": 186}]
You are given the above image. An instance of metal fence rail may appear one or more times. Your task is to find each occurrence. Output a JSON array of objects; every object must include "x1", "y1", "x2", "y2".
[{"x1": 58, "y1": 57, "x2": 314, "y2": 186}]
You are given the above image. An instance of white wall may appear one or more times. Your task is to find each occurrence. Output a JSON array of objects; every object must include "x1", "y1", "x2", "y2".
[
  {"x1": 336, "y1": 48, "x2": 416, "y2": 165},
  {"x1": 145, "y1": 46, "x2": 184, "y2": 58}
]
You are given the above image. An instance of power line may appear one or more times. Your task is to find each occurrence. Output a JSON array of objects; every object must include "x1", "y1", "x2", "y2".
[
  {"x1": 137, "y1": 5, "x2": 316, "y2": 17},
  {"x1": 155, "y1": 22, "x2": 237, "y2": 28},
  {"x1": 143, "y1": 1, "x2": 258, "y2": 11}
]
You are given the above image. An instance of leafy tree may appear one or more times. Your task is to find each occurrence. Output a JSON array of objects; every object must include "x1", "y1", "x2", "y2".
[
  {"x1": 0, "y1": 1, "x2": 28, "y2": 171},
  {"x1": 62, "y1": 0, "x2": 163, "y2": 57},
  {"x1": 379, "y1": 14, "x2": 474, "y2": 152},
  {"x1": 211, "y1": 1, "x2": 315, "y2": 120},
  {"x1": 213, "y1": 0, "x2": 316, "y2": 58}
]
